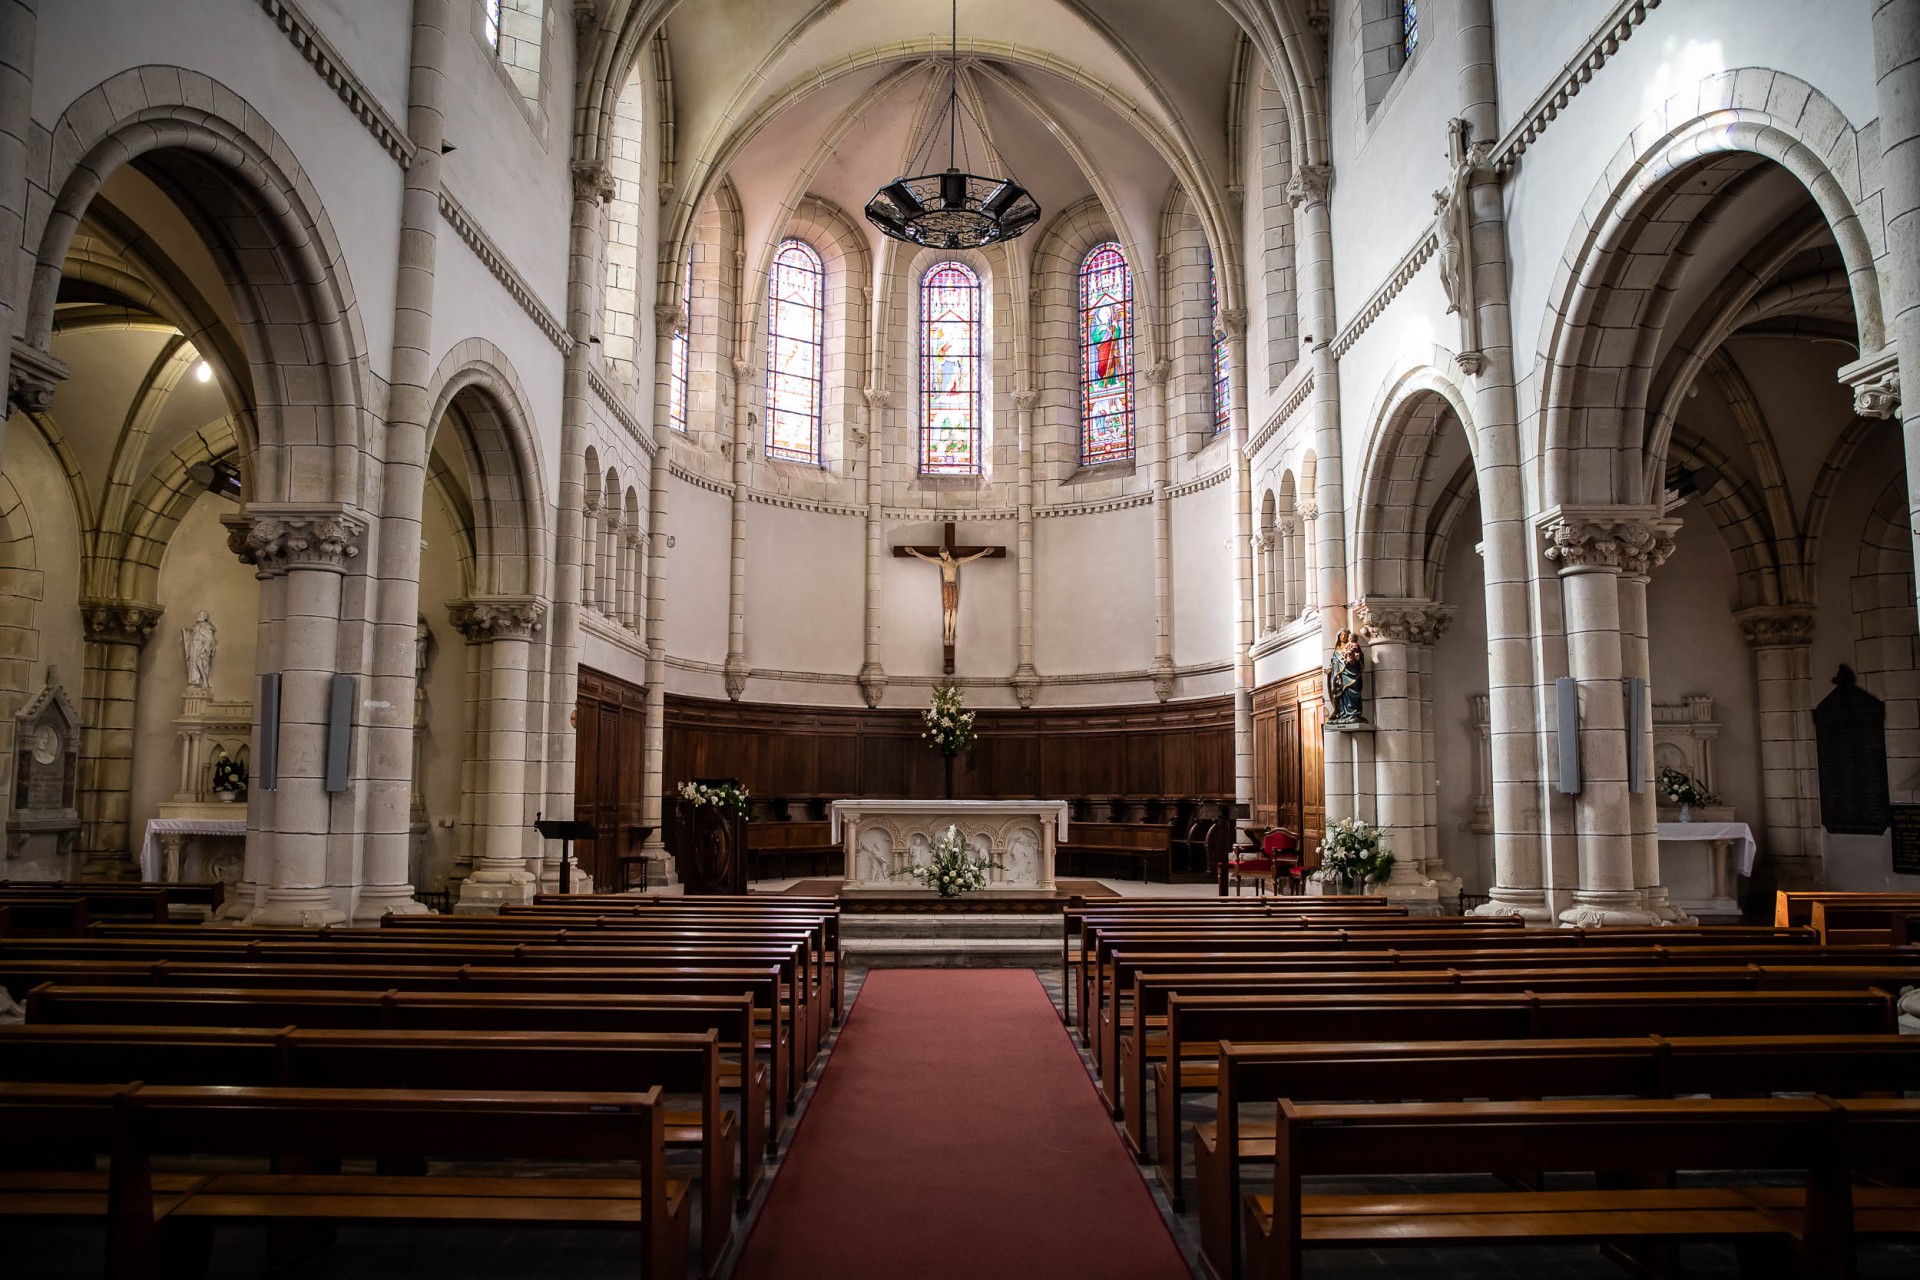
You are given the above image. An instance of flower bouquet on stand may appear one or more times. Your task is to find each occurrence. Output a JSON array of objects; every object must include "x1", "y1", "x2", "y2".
[
  {"x1": 1657, "y1": 766, "x2": 1713, "y2": 822},
  {"x1": 677, "y1": 779, "x2": 752, "y2": 818},
  {"x1": 922, "y1": 682, "x2": 976, "y2": 798},
  {"x1": 1312, "y1": 817, "x2": 1393, "y2": 894},
  {"x1": 210, "y1": 753, "x2": 247, "y2": 802},
  {"x1": 894, "y1": 824, "x2": 1001, "y2": 898}
]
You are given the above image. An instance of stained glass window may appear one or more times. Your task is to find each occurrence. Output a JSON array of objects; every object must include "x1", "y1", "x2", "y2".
[
  {"x1": 764, "y1": 239, "x2": 825, "y2": 464},
  {"x1": 484, "y1": 0, "x2": 502, "y2": 50},
  {"x1": 1212, "y1": 264, "x2": 1232, "y2": 435},
  {"x1": 668, "y1": 249, "x2": 691, "y2": 433},
  {"x1": 1402, "y1": 1, "x2": 1418, "y2": 61},
  {"x1": 1078, "y1": 242, "x2": 1134, "y2": 464},
  {"x1": 920, "y1": 262, "x2": 982, "y2": 474}
]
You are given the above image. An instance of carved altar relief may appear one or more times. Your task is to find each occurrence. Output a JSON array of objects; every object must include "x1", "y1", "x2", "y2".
[{"x1": 831, "y1": 800, "x2": 1069, "y2": 891}]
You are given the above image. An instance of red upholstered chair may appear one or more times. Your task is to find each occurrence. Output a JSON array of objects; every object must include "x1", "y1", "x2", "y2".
[{"x1": 1228, "y1": 829, "x2": 1301, "y2": 897}]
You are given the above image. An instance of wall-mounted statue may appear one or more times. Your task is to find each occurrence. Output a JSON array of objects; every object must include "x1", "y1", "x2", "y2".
[
  {"x1": 181, "y1": 611, "x2": 217, "y2": 690},
  {"x1": 1325, "y1": 628, "x2": 1366, "y2": 725}
]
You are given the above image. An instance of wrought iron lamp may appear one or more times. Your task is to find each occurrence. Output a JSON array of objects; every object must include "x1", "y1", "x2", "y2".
[{"x1": 865, "y1": 0, "x2": 1040, "y2": 250}]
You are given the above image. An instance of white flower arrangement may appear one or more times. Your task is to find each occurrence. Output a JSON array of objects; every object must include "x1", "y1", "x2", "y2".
[
  {"x1": 1312, "y1": 816, "x2": 1394, "y2": 890},
  {"x1": 676, "y1": 779, "x2": 752, "y2": 819},
  {"x1": 922, "y1": 682, "x2": 977, "y2": 758},
  {"x1": 1657, "y1": 766, "x2": 1714, "y2": 808},
  {"x1": 894, "y1": 824, "x2": 1001, "y2": 897}
]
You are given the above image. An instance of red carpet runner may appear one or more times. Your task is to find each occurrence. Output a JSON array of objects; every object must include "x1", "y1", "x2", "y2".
[{"x1": 731, "y1": 969, "x2": 1192, "y2": 1280}]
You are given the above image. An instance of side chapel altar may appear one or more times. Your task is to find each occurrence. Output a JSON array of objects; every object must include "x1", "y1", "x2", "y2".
[{"x1": 830, "y1": 799, "x2": 1070, "y2": 891}]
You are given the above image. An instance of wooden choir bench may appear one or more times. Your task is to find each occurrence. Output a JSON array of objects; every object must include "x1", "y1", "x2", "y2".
[{"x1": 1060, "y1": 822, "x2": 1177, "y2": 883}]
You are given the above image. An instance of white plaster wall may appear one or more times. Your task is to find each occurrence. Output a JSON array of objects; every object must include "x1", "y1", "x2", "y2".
[
  {"x1": 1033, "y1": 509, "x2": 1154, "y2": 676},
  {"x1": 880, "y1": 518, "x2": 1018, "y2": 681},
  {"x1": 1171, "y1": 485, "x2": 1235, "y2": 674},
  {"x1": 33, "y1": 0, "x2": 406, "y2": 381},
  {"x1": 743, "y1": 506, "x2": 863, "y2": 673},
  {"x1": 661, "y1": 476, "x2": 732, "y2": 666}
]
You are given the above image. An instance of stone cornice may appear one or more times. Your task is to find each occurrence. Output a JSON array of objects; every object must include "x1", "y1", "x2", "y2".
[
  {"x1": 1332, "y1": 228, "x2": 1438, "y2": 359},
  {"x1": 662, "y1": 655, "x2": 1233, "y2": 690},
  {"x1": 222, "y1": 506, "x2": 367, "y2": 577},
  {"x1": 1491, "y1": 0, "x2": 1664, "y2": 174},
  {"x1": 1167, "y1": 467, "x2": 1233, "y2": 500},
  {"x1": 1249, "y1": 366, "x2": 1314, "y2": 456},
  {"x1": 438, "y1": 189, "x2": 573, "y2": 355},
  {"x1": 589, "y1": 367, "x2": 657, "y2": 456},
  {"x1": 1735, "y1": 605, "x2": 1817, "y2": 648},
  {"x1": 253, "y1": 0, "x2": 412, "y2": 168},
  {"x1": 447, "y1": 596, "x2": 548, "y2": 642},
  {"x1": 668, "y1": 460, "x2": 734, "y2": 497},
  {"x1": 79, "y1": 598, "x2": 163, "y2": 647}
]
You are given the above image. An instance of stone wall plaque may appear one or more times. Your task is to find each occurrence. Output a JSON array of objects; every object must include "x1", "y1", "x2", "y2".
[
  {"x1": 7, "y1": 676, "x2": 81, "y2": 862},
  {"x1": 1891, "y1": 804, "x2": 1920, "y2": 876},
  {"x1": 1813, "y1": 666, "x2": 1891, "y2": 836}
]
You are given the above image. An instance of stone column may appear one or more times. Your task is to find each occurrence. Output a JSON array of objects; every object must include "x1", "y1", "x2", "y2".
[
  {"x1": 74, "y1": 600, "x2": 162, "y2": 880},
  {"x1": 1011, "y1": 388, "x2": 1041, "y2": 707},
  {"x1": 1224, "y1": 309, "x2": 1256, "y2": 821},
  {"x1": 1617, "y1": 548, "x2": 1689, "y2": 923},
  {"x1": 722, "y1": 361, "x2": 753, "y2": 701},
  {"x1": 1737, "y1": 606, "x2": 1822, "y2": 889},
  {"x1": 0, "y1": 0, "x2": 36, "y2": 469},
  {"x1": 449, "y1": 597, "x2": 545, "y2": 911},
  {"x1": 1276, "y1": 516, "x2": 1298, "y2": 623},
  {"x1": 1298, "y1": 502, "x2": 1318, "y2": 615},
  {"x1": 621, "y1": 524, "x2": 643, "y2": 630},
  {"x1": 1357, "y1": 598, "x2": 1452, "y2": 907},
  {"x1": 1145, "y1": 363, "x2": 1175, "y2": 702},
  {"x1": 354, "y1": 0, "x2": 449, "y2": 923},
  {"x1": 1542, "y1": 510, "x2": 1673, "y2": 926},
  {"x1": 1870, "y1": 0, "x2": 1920, "y2": 605},
  {"x1": 639, "y1": 438, "x2": 675, "y2": 883},
  {"x1": 857, "y1": 387, "x2": 889, "y2": 709},
  {"x1": 225, "y1": 508, "x2": 366, "y2": 926},
  {"x1": 598, "y1": 505, "x2": 622, "y2": 616},
  {"x1": 580, "y1": 492, "x2": 600, "y2": 611}
]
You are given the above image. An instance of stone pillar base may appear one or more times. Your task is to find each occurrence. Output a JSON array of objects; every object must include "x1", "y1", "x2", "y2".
[
  {"x1": 646, "y1": 851, "x2": 680, "y2": 888},
  {"x1": 353, "y1": 888, "x2": 431, "y2": 923},
  {"x1": 1642, "y1": 885, "x2": 1696, "y2": 926},
  {"x1": 1558, "y1": 891, "x2": 1662, "y2": 928},
  {"x1": 454, "y1": 866, "x2": 537, "y2": 913},
  {"x1": 536, "y1": 859, "x2": 595, "y2": 896},
  {"x1": 1376, "y1": 878, "x2": 1442, "y2": 916},
  {"x1": 245, "y1": 891, "x2": 347, "y2": 928},
  {"x1": 1472, "y1": 888, "x2": 1556, "y2": 925}
]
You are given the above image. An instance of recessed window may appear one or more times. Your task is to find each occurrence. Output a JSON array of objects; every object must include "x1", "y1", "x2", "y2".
[
  {"x1": 669, "y1": 249, "x2": 691, "y2": 434},
  {"x1": 765, "y1": 239, "x2": 825, "y2": 464},
  {"x1": 1078, "y1": 242, "x2": 1135, "y2": 465},
  {"x1": 920, "y1": 262, "x2": 983, "y2": 475},
  {"x1": 1402, "y1": 1, "x2": 1419, "y2": 61},
  {"x1": 1212, "y1": 265, "x2": 1232, "y2": 435}
]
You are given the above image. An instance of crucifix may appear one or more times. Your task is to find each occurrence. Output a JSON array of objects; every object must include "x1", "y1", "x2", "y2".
[{"x1": 892, "y1": 521, "x2": 1007, "y2": 674}]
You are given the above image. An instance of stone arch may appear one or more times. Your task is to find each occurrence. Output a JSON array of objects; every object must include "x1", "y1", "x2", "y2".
[
  {"x1": 0, "y1": 476, "x2": 43, "y2": 791},
  {"x1": 114, "y1": 417, "x2": 244, "y2": 604},
  {"x1": 1247, "y1": 60, "x2": 1297, "y2": 389},
  {"x1": 423, "y1": 342, "x2": 554, "y2": 602},
  {"x1": 29, "y1": 69, "x2": 371, "y2": 508},
  {"x1": 1353, "y1": 364, "x2": 1479, "y2": 602},
  {"x1": 1533, "y1": 71, "x2": 1882, "y2": 508},
  {"x1": 1854, "y1": 478, "x2": 1920, "y2": 800}
]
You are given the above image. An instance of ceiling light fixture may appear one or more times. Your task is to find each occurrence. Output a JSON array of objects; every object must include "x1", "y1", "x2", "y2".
[
  {"x1": 864, "y1": 0, "x2": 1039, "y2": 251},
  {"x1": 194, "y1": 360, "x2": 212, "y2": 383}
]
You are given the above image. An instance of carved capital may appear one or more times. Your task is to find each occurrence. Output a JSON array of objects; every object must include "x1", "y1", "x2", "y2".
[
  {"x1": 1217, "y1": 308, "x2": 1248, "y2": 341},
  {"x1": 1012, "y1": 389, "x2": 1040, "y2": 411},
  {"x1": 654, "y1": 303, "x2": 687, "y2": 337},
  {"x1": 582, "y1": 491, "x2": 602, "y2": 516},
  {"x1": 600, "y1": 507, "x2": 623, "y2": 533},
  {"x1": 731, "y1": 358, "x2": 756, "y2": 381},
  {"x1": 9, "y1": 342, "x2": 69, "y2": 416},
  {"x1": 1148, "y1": 656, "x2": 1175, "y2": 704},
  {"x1": 1284, "y1": 164, "x2": 1331, "y2": 210},
  {"x1": 79, "y1": 598, "x2": 163, "y2": 647},
  {"x1": 1142, "y1": 360, "x2": 1171, "y2": 387},
  {"x1": 1539, "y1": 507, "x2": 1678, "y2": 577},
  {"x1": 1735, "y1": 605, "x2": 1817, "y2": 649},
  {"x1": 857, "y1": 661, "x2": 888, "y2": 709},
  {"x1": 570, "y1": 160, "x2": 616, "y2": 206},
  {"x1": 723, "y1": 653, "x2": 749, "y2": 700},
  {"x1": 1297, "y1": 501, "x2": 1318, "y2": 521},
  {"x1": 1839, "y1": 347, "x2": 1900, "y2": 419},
  {"x1": 222, "y1": 507, "x2": 366, "y2": 578},
  {"x1": 1010, "y1": 664, "x2": 1042, "y2": 709},
  {"x1": 624, "y1": 525, "x2": 645, "y2": 551},
  {"x1": 1355, "y1": 597, "x2": 1456, "y2": 647},
  {"x1": 447, "y1": 596, "x2": 547, "y2": 642},
  {"x1": 863, "y1": 386, "x2": 892, "y2": 410}
]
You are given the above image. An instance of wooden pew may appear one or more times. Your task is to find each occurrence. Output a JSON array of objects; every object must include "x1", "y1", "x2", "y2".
[
  {"x1": 1240, "y1": 1097, "x2": 1846, "y2": 1280},
  {"x1": 1737, "y1": 1098, "x2": 1920, "y2": 1255},
  {"x1": 1775, "y1": 889, "x2": 1920, "y2": 929},
  {"x1": 0, "y1": 880, "x2": 224, "y2": 917},
  {"x1": 1196, "y1": 1034, "x2": 1920, "y2": 1279},
  {"x1": 1059, "y1": 821, "x2": 1176, "y2": 882},
  {"x1": 0, "y1": 896, "x2": 86, "y2": 936},
  {"x1": 1152, "y1": 987, "x2": 1895, "y2": 1210},
  {"x1": 1809, "y1": 899, "x2": 1920, "y2": 946}
]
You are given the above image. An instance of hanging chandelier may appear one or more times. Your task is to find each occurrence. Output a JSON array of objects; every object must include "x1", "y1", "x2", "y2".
[{"x1": 865, "y1": 0, "x2": 1040, "y2": 251}]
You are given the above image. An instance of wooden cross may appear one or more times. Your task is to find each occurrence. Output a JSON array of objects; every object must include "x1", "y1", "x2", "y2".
[{"x1": 892, "y1": 521, "x2": 1007, "y2": 674}]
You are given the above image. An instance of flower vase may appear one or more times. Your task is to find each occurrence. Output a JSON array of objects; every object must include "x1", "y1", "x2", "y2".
[
  {"x1": 1679, "y1": 803, "x2": 1693, "y2": 823},
  {"x1": 215, "y1": 790, "x2": 239, "y2": 804}
]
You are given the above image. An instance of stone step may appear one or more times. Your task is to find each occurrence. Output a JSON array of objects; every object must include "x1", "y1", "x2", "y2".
[
  {"x1": 838, "y1": 913, "x2": 1063, "y2": 941},
  {"x1": 843, "y1": 936, "x2": 1060, "y2": 970}
]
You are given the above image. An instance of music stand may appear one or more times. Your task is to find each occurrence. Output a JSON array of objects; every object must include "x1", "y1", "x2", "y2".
[{"x1": 533, "y1": 813, "x2": 597, "y2": 895}]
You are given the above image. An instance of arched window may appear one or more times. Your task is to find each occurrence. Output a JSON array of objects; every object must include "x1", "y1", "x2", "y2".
[
  {"x1": 764, "y1": 239, "x2": 825, "y2": 464},
  {"x1": 1211, "y1": 264, "x2": 1232, "y2": 434},
  {"x1": 920, "y1": 261, "x2": 983, "y2": 474},
  {"x1": 1402, "y1": 1, "x2": 1419, "y2": 60},
  {"x1": 668, "y1": 248, "x2": 691, "y2": 433},
  {"x1": 1078, "y1": 241, "x2": 1135, "y2": 464}
]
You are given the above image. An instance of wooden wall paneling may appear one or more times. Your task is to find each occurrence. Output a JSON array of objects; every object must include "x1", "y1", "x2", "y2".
[{"x1": 576, "y1": 668, "x2": 648, "y2": 887}]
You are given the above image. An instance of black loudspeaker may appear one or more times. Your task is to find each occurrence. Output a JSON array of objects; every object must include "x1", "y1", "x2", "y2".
[
  {"x1": 324, "y1": 674, "x2": 355, "y2": 793},
  {"x1": 257, "y1": 673, "x2": 282, "y2": 791}
]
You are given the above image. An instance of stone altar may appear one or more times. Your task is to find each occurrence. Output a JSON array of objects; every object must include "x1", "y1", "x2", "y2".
[{"x1": 830, "y1": 799, "x2": 1071, "y2": 891}]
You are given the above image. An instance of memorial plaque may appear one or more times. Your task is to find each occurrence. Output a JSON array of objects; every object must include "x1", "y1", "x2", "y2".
[
  {"x1": 8, "y1": 677, "x2": 81, "y2": 863},
  {"x1": 1891, "y1": 805, "x2": 1920, "y2": 876},
  {"x1": 1813, "y1": 666, "x2": 1890, "y2": 836}
]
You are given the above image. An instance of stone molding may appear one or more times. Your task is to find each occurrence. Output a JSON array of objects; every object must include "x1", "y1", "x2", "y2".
[
  {"x1": 1838, "y1": 347, "x2": 1900, "y2": 419},
  {"x1": 1249, "y1": 367, "x2": 1313, "y2": 456},
  {"x1": 589, "y1": 366, "x2": 657, "y2": 456},
  {"x1": 8, "y1": 341, "x2": 69, "y2": 416},
  {"x1": 1735, "y1": 605, "x2": 1817, "y2": 648},
  {"x1": 439, "y1": 189, "x2": 573, "y2": 354},
  {"x1": 1356, "y1": 597, "x2": 1456, "y2": 647},
  {"x1": 667, "y1": 654, "x2": 1233, "y2": 691},
  {"x1": 79, "y1": 598, "x2": 163, "y2": 647},
  {"x1": 1284, "y1": 164, "x2": 1331, "y2": 209},
  {"x1": 1538, "y1": 507, "x2": 1679, "y2": 576},
  {"x1": 252, "y1": 0, "x2": 413, "y2": 168},
  {"x1": 1331, "y1": 229, "x2": 1439, "y2": 359},
  {"x1": 223, "y1": 507, "x2": 367, "y2": 577},
  {"x1": 1166, "y1": 466, "x2": 1233, "y2": 500},
  {"x1": 447, "y1": 596, "x2": 547, "y2": 642},
  {"x1": 1491, "y1": 0, "x2": 1665, "y2": 174}
]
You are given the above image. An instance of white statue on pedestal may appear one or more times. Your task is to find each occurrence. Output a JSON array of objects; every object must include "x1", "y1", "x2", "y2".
[{"x1": 182, "y1": 611, "x2": 217, "y2": 689}]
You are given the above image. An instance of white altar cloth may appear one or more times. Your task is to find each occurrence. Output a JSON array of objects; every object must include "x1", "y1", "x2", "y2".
[
  {"x1": 828, "y1": 799, "x2": 1071, "y2": 890},
  {"x1": 1656, "y1": 821, "x2": 1757, "y2": 876},
  {"x1": 139, "y1": 816, "x2": 245, "y2": 881}
]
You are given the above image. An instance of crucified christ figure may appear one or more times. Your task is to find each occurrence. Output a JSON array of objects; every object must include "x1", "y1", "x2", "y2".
[{"x1": 901, "y1": 543, "x2": 996, "y2": 648}]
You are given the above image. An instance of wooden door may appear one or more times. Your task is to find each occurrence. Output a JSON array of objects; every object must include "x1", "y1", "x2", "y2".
[{"x1": 575, "y1": 667, "x2": 647, "y2": 889}]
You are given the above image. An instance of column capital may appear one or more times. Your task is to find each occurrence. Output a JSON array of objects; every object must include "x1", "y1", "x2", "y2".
[
  {"x1": 447, "y1": 595, "x2": 548, "y2": 642},
  {"x1": 1217, "y1": 308, "x2": 1248, "y2": 341},
  {"x1": 600, "y1": 506, "x2": 623, "y2": 532},
  {"x1": 863, "y1": 385, "x2": 892, "y2": 409},
  {"x1": 655, "y1": 303, "x2": 687, "y2": 336},
  {"x1": 624, "y1": 525, "x2": 645, "y2": 550},
  {"x1": 1838, "y1": 346, "x2": 1899, "y2": 419},
  {"x1": 731, "y1": 358, "x2": 757, "y2": 381},
  {"x1": 1355, "y1": 596, "x2": 1456, "y2": 647},
  {"x1": 582, "y1": 490, "x2": 602, "y2": 515},
  {"x1": 8, "y1": 341, "x2": 69, "y2": 416},
  {"x1": 1142, "y1": 360, "x2": 1171, "y2": 387},
  {"x1": 79, "y1": 598, "x2": 163, "y2": 647},
  {"x1": 1735, "y1": 604, "x2": 1817, "y2": 648},
  {"x1": 1012, "y1": 388, "x2": 1040, "y2": 411},
  {"x1": 1538, "y1": 506, "x2": 1678, "y2": 577},
  {"x1": 1297, "y1": 501, "x2": 1318, "y2": 521},
  {"x1": 1285, "y1": 164, "x2": 1332, "y2": 210},
  {"x1": 570, "y1": 160, "x2": 616, "y2": 206},
  {"x1": 221, "y1": 505, "x2": 366, "y2": 578}
]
